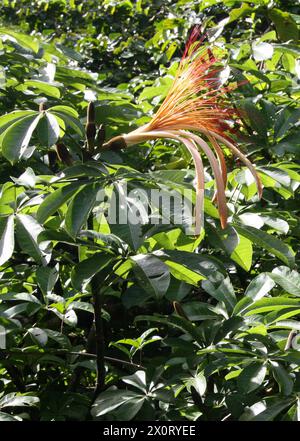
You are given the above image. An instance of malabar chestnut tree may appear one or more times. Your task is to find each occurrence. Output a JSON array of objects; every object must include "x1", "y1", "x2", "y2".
[{"x1": 0, "y1": 0, "x2": 299, "y2": 422}]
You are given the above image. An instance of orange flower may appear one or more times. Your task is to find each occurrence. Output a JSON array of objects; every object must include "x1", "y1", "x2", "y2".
[{"x1": 103, "y1": 27, "x2": 262, "y2": 234}]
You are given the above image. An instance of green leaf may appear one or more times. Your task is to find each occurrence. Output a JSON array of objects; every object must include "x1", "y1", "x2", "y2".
[
  {"x1": 0, "y1": 393, "x2": 40, "y2": 408},
  {"x1": 252, "y1": 399, "x2": 295, "y2": 421},
  {"x1": 245, "y1": 273, "x2": 276, "y2": 300},
  {"x1": 273, "y1": 44, "x2": 300, "y2": 57},
  {"x1": 262, "y1": 216, "x2": 289, "y2": 234},
  {"x1": 235, "y1": 225, "x2": 295, "y2": 267},
  {"x1": 153, "y1": 249, "x2": 225, "y2": 280},
  {"x1": 45, "y1": 329, "x2": 71, "y2": 349},
  {"x1": 227, "y1": 3, "x2": 253, "y2": 23},
  {"x1": 237, "y1": 362, "x2": 267, "y2": 393},
  {"x1": 202, "y1": 276, "x2": 236, "y2": 312},
  {"x1": 252, "y1": 42, "x2": 274, "y2": 62},
  {"x1": 130, "y1": 254, "x2": 170, "y2": 298},
  {"x1": 65, "y1": 183, "x2": 99, "y2": 237},
  {"x1": 111, "y1": 396, "x2": 145, "y2": 421},
  {"x1": 13, "y1": 167, "x2": 37, "y2": 188},
  {"x1": 22, "y1": 80, "x2": 61, "y2": 98},
  {"x1": 244, "y1": 298, "x2": 300, "y2": 315},
  {"x1": 37, "y1": 112, "x2": 60, "y2": 147},
  {"x1": 259, "y1": 166, "x2": 291, "y2": 187},
  {"x1": 236, "y1": 98, "x2": 269, "y2": 139},
  {"x1": 206, "y1": 224, "x2": 239, "y2": 255},
  {"x1": 0, "y1": 110, "x2": 37, "y2": 135},
  {"x1": 15, "y1": 214, "x2": 50, "y2": 265},
  {"x1": 268, "y1": 266, "x2": 300, "y2": 296},
  {"x1": 0, "y1": 412, "x2": 21, "y2": 421},
  {"x1": 135, "y1": 314, "x2": 203, "y2": 345},
  {"x1": 0, "y1": 292, "x2": 40, "y2": 304},
  {"x1": 270, "y1": 361, "x2": 294, "y2": 396},
  {"x1": 71, "y1": 253, "x2": 113, "y2": 290},
  {"x1": 28, "y1": 327, "x2": 48, "y2": 346},
  {"x1": 232, "y1": 273, "x2": 276, "y2": 316},
  {"x1": 0, "y1": 28, "x2": 39, "y2": 52},
  {"x1": 48, "y1": 105, "x2": 79, "y2": 119},
  {"x1": 268, "y1": 9, "x2": 299, "y2": 43},
  {"x1": 0, "y1": 215, "x2": 14, "y2": 266},
  {"x1": 215, "y1": 316, "x2": 244, "y2": 342},
  {"x1": 108, "y1": 182, "x2": 144, "y2": 251},
  {"x1": 230, "y1": 234, "x2": 253, "y2": 271},
  {"x1": 185, "y1": 372, "x2": 207, "y2": 396},
  {"x1": 36, "y1": 265, "x2": 59, "y2": 298},
  {"x1": 122, "y1": 285, "x2": 152, "y2": 308},
  {"x1": 50, "y1": 308, "x2": 77, "y2": 327},
  {"x1": 274, "y1": 108, "x2": 300, "y2": 140},
  {"x1": 122, "y1": 370, "x2": 147, "y2": 393},
  {"x1": 37, "y1": 182, "x2": 82, "y2": 224},
  {"x1": 91, "y1": 389, "x2": 142, "y2": 417},
  {"x1": 1, "y1": 113, "x2": 42, "y2": 162},
  {"x1": 49, "y1": 105, "x2": 84, "y2": 137}
]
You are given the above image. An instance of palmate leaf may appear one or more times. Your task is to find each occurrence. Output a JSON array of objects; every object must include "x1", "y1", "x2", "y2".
[
  {"x1": 1, "y1": 113, "x2": 42, "y2": 162},
  {"x1": 0, "y1": 108, "x2": 74, "y2": 162},
  {"x1": 37, "y1": 112, "x2": 61, "y2": 147}
]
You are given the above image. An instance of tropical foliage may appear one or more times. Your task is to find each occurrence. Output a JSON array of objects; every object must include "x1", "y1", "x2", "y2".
[{"x1": 0, "y1": 0, "x2": 300, "y2": 421}]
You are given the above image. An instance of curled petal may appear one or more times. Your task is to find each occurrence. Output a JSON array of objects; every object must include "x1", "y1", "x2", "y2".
[
  {"x1": 172, "y1": 135, "x2": 205, "y2": 235},
  {"x1": 206, "y1": 133, "x2": 227, "y2": 203},
  {"x1": 180, "y1": 131, "x2": 228, "y2": 229},
  {"x1": 205, "y1": 131, "x2": 262, "y2": 199},
  {"x1": 124, "y1": 129, "x2": 205, "y2": 234}
]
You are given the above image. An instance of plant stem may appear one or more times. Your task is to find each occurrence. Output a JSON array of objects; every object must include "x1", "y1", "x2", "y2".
[
  {"x1": 91, "y1": 276, "x2": 106, "y2": 397},
  {"x1": 87, "y1": 214, "x2": 106, "y2": 397}
]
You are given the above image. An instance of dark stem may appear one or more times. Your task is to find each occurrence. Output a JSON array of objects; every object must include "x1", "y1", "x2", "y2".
[
  {"x1": 87, "y1": 215, "x2": 106, "y2": 398},
  {"x1": 91, "y1": 276, "x2": 106, "y2": 397},
  {"x1": 2, "y1": 349, "x2": 144, "y2": 370}
]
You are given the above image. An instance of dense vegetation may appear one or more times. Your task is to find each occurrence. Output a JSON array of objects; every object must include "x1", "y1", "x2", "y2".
[{"x1": 0, "y1": 0, "x2": 300, "y2": 421}]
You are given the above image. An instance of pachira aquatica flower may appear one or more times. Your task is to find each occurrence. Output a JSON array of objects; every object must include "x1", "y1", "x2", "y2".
[{"x1": 103, "y1": 27, "x2": 262, "y2": 234}]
